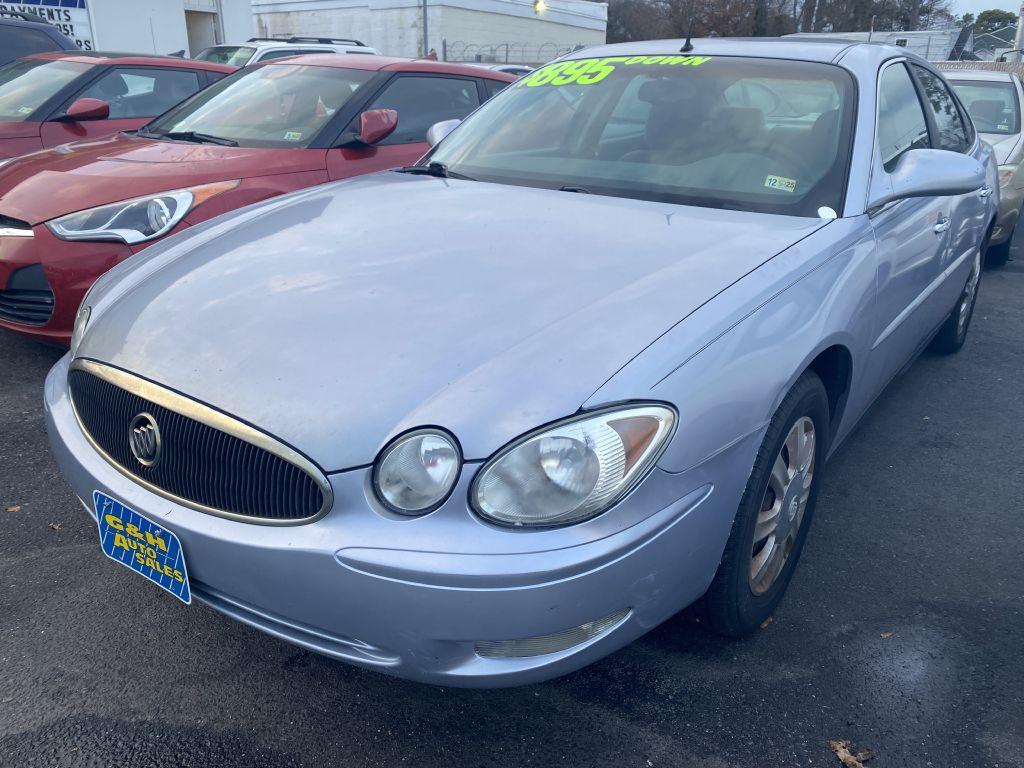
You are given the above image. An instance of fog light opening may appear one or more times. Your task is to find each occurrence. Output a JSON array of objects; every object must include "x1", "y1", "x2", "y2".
[{"x1": 474, "y1": 608, "x2": 630, "y2": 659}]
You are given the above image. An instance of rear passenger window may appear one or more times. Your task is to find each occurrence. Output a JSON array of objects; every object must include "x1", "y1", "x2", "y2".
[
  {"x1": 878, "y1": 63, "x2": 930, "y2": 172},
  {"x1": 364, "y1": 75, "x2": 481, "y2": 144},
  {"x1": 484, "y1": 79, "x2": 509, "y2": 99},
  {"x1": 74, "y1": 67, "x2": 201, "y2": 118},
  {"x1": 911, "y1": 65, "x2": 970, "y2": 153}
]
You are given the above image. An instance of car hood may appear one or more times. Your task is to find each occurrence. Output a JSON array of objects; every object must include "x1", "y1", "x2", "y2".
[
  {"x1": 80, "y1": 173, "x2": 826, "y2": 472},
  {"x1": 980, "y1": 132, "x2": 1021, "y2": 165},
  {"x1": 0, "y1": 133, "x2": 325, "y2": 224}
]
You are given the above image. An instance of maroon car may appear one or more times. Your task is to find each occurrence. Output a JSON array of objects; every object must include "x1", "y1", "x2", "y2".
[
  {"x1": 0, "y1": 51, "x2": 235, "y2": 158},
  {"x1": 0, "y1": 54, "x2": 514, "y2": 345}
]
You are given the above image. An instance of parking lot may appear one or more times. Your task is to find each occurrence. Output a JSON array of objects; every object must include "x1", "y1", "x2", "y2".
[{"x1": 0, "y1": 242, "x2": 1019, "y2": 767}]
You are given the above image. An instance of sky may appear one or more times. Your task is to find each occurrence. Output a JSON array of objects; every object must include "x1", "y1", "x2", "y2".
[{"x1": 953, "y1": 0, "x2": 1019, "y2": 17}]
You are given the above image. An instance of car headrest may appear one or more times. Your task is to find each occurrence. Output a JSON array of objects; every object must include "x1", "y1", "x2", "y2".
[
  {"x1": 713, "y1": 106, "x2": 765, "y2": 143},
  {"x1": 970, "y1": 99, "x2": 1005, "y2": 125}
]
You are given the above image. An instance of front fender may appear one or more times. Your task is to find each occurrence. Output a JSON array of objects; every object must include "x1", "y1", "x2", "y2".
[{"x1": 585, "y1": 216, "x2": 878, "y2": 475}]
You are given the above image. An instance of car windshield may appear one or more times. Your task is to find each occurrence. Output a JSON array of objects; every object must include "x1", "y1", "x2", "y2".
[
  {"x1": 195, "y1": 45, "x2": 256, "y2": 67},
  {"x1": 143, "y1": 64, "x2": 375, "y2": 148},
  {"x1": 428, "y1": 55, "x2": 855, "y2": 216},
  {"x1": 0, "y1": 58, "x2": 92, "y2": 121},
  {"x1": 950, "y1": 79, "x2": 1020, "y2": 135}
]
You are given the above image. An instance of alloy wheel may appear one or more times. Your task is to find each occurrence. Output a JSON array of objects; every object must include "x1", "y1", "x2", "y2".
[{"x1": 749, "y1": 416, "x2": 816, "y2": 595}]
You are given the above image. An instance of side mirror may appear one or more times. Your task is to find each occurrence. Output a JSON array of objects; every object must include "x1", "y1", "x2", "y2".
[
  {"x1": 356, "y1": 108, "x2": 398, "y2": 146},
  {"x1": 59, "y1": 98, "x2": 110, "y2": 122},
  {"x1": 426, "y1": 119, "x2": 460, "y2": 147},
  {"x1": 869, "y1": 149, "x2": 986, "y2": 211}
]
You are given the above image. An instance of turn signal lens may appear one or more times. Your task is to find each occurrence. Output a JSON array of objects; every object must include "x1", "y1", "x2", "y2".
[
  {"x1": 373, "y1": 429, "x2": 461, "y2": 514},
  {"x1": 471, "y1": 404, "x2": 676, "y2": 528}
]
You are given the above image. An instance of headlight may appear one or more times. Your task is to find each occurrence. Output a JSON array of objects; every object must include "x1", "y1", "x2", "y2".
[
  {"x1": 46, "y1": 180, "x2": 239, "y2": 245},
  {"x1": 998, "y1": 164, "x2": 1017, "y2": 188},
  {"x1": 373, "y1": 429, "x2": 461, "y2": 514},
  {"x1": 471, "y1": 404, "x2": 676, "y2": 528},
  {"x1": 69, "y1": 304, "x2": 90, "y2": 357}
]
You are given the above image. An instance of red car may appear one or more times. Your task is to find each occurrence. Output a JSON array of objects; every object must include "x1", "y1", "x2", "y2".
[
  {"x1": 0, "y1": 55, "x2": 514, "y2": 344},
  {"x1": 0, "y1": 51, "x2": 235, "y2": 159}
]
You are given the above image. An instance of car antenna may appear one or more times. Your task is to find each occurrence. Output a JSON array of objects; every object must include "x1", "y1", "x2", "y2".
[{"x1": 680, "y1": 1, "x2": 695, "y2": 52}]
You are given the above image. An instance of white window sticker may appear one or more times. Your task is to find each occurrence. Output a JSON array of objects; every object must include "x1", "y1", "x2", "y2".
[
  {"x1": 283, "y1": 131, "x2": 303, "y2": 141},
  {"x1": 764, "y1": 174, "x2": 797, "y2": 193}
]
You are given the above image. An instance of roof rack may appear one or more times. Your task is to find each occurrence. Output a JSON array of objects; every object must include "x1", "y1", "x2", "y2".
[
  {"x1": 246, "y1": 35, "x2": 368, "y2": 47},
  {"x1": 0, "y1": 9, "x2": 48, "y2": 23},
  {"x1": 288, "y1": 36, "x2": 367, "y2": 46}
]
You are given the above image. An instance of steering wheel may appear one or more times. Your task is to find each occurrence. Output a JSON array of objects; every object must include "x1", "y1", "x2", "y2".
[{"x1": 764, "y1": 143, "x2": 816, "y2": 178}]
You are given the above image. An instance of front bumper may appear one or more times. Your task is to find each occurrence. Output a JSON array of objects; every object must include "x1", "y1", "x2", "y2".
[
  {"x1": 991, "y1": 183, "x2": 1024, "y2": 245},
  {"x1": 45, "y1": 354, "x2": 752, "y2": 686},
  {"x1": 0, "y1": 227, "x2": 133, "y2": 345}
]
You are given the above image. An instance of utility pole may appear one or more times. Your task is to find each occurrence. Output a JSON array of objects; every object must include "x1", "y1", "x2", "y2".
[
  {"x1": 1014, "y1": 3, "x2": 1024, "y2": 62},
  {"x1": 422, "y1": 0, "x2": 428, "y2": 57}
]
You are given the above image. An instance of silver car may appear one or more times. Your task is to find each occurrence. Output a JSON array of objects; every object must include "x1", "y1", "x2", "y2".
[
  {"x1": 945, "y1": 67, "x2": 1024, "y2": 265},
  {"x1": 46, "y1": 39, "x2": 996, "y2": 687}
]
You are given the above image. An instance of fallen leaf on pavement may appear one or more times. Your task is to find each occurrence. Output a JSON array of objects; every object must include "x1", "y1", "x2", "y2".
[
  {"x1": 828, "y1": 740, "x2": 874, "y2": 767},
  {"x1": 49, "y1": 522, "x2": 61, "y2": 531},
  {"x1": 760, "y1": 617, "x2": 773, "y2": 629},
  {"x1": 4, "y1": 505, "x2": 20, "y2": 513},
  {"x1": 880, "y1": 631, "x2": 894, "y2": 639}
]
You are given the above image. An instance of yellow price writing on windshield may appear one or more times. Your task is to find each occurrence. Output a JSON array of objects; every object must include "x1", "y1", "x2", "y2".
[{"x1": 521, "y1": 55, "x2": 712, "y2": 87}]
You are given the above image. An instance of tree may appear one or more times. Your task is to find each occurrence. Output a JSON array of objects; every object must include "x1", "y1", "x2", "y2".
[{"x1": 975, "y1": 8, "x2": 1017, "y2": 33}]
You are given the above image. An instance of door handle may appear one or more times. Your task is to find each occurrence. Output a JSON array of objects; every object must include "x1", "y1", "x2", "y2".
[
  {"x1": 979, "y1": 185, "x2": 993, "y2": 198},
  {"x1": 934, "y1": 216, "x2": 951, "y2": 233}
]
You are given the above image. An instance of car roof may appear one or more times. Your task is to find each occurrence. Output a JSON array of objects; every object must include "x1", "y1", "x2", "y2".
[
  {"x1": 563, "y1": 37, "x2": 919, "y2": 65},
  {"x1": 25, "y1": 50, "x2": 236, "y2": 73},
  {"x1": 259, "y1": 53, "x2": 517, "y2": 80}
]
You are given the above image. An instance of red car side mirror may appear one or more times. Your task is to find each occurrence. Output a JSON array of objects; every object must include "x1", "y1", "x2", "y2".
[
  {"x1": 358, "y1": 109, "x2": 398, "y2": 145},
  {"x1": 63, "y1": 98, "x2": 110, "y2": 122}
]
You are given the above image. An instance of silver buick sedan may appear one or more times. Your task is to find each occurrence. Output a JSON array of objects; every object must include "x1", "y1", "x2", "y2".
[{"x1": 46, "y1": 38, "x2": 997, "y2": 686}]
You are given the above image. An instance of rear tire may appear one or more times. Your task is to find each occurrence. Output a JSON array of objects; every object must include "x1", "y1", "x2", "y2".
[
  {"x1": 704, "y1": 371, "x2": 829, "y2": 637},
  {"x1": 930, "y1": 249, "x2": 981, "y2": 355}
]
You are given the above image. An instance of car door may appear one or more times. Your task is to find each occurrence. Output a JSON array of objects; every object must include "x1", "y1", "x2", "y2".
[
  {"x1": 909, "y1": 64, "x2": 992, "y2": 293},
  {"x1": 326, "y1": 73, "x2": 482, "y2": 180},
  {"x1": 39, "y1": 66, "x2": 203, "y2": 147},
  {"x1": 865, "y1": 60, "x2": 953, "y2": 391}
]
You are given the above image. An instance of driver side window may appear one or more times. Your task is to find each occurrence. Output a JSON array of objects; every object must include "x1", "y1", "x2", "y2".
[{"x1": 877, "y1": 63, "x2": 930, "y2": 173}]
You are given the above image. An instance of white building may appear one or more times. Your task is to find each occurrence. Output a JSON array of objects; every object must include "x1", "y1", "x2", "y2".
[
  {"x1": 252, "y1": 0, "x2": 607, "y2": 64},
  {"x1": 1, "y1": 0, "x2": 253, "y2": 56}
]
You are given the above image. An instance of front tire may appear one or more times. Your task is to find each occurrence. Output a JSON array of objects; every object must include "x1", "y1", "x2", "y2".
[
  {"x1": 929, "y1": 249, "x2": 981, "y2": 355},
  {"x1": 704, "y1": 371, "x2": 830, "y2": 637}
]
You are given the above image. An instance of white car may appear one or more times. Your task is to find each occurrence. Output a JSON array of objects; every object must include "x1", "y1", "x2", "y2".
[
  {"x1": 195, "y1": 37, "x2": 379, "y2": 67},
  {"x1": 942, "y1": 66, "x2": 1024, "y2": 265}
]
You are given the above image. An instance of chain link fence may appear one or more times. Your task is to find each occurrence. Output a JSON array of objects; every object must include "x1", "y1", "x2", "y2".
[{"x1": 441, "y1": 40, "x2": 589, "y2": 65}]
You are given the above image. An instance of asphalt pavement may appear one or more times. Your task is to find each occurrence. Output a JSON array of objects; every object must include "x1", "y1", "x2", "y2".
[{"x1": 1, "y1": 245, "x2": 1022, "y2": 767}]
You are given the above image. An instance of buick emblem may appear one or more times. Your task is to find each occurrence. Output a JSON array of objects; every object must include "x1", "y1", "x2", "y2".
[{"x1": 129, "y1": 412, "x2": 161, "y2": 467}]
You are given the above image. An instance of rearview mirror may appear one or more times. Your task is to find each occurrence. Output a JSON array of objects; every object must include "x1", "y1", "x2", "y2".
[
  {"x1": 59, "y1": 97, "x2": 110, "y2": 122},
  {"x1": 426, "y1": 119, "x2": 460, "y2": 147},
  {"x1": 357, "y1": 108, "x2": 398, "y2": 146},
  {"x1": 869, "y1": 149, "x2": 985, "y2": 211}
]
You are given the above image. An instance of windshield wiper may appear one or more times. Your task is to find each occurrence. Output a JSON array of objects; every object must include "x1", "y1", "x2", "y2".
[
  {"x1": 160, "y1": 130, "x2": 238, "y2": 147},
  {"x1": 559, "y1": 185, "x2": 591, "y2": 194},
  {"x1": 395, "y1": 161, "x2": 475, "y2": 181}
]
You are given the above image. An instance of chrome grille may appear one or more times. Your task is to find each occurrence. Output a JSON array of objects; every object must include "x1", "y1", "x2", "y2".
[{"x1": 68, "y1": 361, "x2": 331, "y2": 524}]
